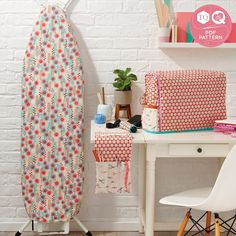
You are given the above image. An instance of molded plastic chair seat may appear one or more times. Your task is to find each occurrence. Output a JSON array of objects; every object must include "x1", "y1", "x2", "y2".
[
  {"x1": 159, "y1": 145, "x2": 236, "y2": 235},
  {"x1": 160, "y1": 187, "x2": 212, "y2": 209}
]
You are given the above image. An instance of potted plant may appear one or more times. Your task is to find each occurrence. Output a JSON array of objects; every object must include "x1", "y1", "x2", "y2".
[{"x1": 113, "y1": 68, "x2": 137, "y2": 105}]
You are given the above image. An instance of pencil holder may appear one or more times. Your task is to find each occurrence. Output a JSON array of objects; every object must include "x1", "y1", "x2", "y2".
[
  {"x1": 97, "y1": 104, "x2": 113, "y2": 121},
  {"x1": 159, "y1": 28, "x2": 171, "y2": 42}
]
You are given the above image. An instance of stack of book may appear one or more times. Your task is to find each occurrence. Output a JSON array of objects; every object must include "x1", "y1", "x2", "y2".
[
  {"x1": 214, "y1": 119, "x2": 236, "y2": 133},
  {"x1": 171, "y1": 25, "x2": 178, "y2": 42}
]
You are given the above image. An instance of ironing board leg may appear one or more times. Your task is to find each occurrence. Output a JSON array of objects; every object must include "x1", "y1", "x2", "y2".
[
  {"x1": 74, "y1": 216, "x2": 92, "y2": 236},
  {"x1": 15, "y1": 219, "x2": 32, "y2": 236}
]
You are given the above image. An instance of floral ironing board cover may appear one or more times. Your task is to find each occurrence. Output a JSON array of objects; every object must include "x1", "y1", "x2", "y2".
[{"x1": 21, "y1": 4, "x2": 84, "y2": 223}]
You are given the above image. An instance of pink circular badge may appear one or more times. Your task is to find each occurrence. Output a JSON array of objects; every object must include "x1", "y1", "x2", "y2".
[{"x1": 191, "y1": 4, "x2": 232, "y2": 47}]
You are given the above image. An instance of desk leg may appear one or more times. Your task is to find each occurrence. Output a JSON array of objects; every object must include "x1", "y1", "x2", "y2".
[
  {"x1": 138, "y1": 144, "x2": 146, "y2": 233},
  {"x1": 145, "y1": 144, "x2": 156, "y2": 236}
]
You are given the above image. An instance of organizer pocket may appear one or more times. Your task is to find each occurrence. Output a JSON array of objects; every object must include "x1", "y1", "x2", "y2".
[
  {"x1": 142, "y1": 107, "x2": 159, "y2": 132},
  {"x1": 95, "y1": 162, "x2": 131, "y2": 194}
]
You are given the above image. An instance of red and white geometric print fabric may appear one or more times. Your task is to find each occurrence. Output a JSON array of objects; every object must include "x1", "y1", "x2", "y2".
[
  {"x1": 94, "y1": 131, "x2": 132, "y2": 193},
  {"x1": 142, "y1": 73, "x2": 159, "y2": 108},
  {"x1": 94, "y1": 131, "x2": 132, "y2": 162},
  {"x1": 142, "y1": 70, "x2": 227, "y2": 133},
  {"x1": 119, "y1": 121, "x2": 133, "y2": 132}
]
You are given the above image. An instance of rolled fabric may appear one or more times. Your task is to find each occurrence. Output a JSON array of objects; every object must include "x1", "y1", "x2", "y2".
[{"x1": 120, "y1": 121, "x2": 137, "y2": 133}]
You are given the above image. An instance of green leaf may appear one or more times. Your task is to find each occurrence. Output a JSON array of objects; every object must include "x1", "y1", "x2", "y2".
[
  {"x1": 113, "y1": 82, "x2": 123, "y2": 90},
  {"x1": 128, "y1": 74, "x2": 137, "y2": 81},
  {"x1": 113, "y1": 68, "x2": 138, "y2": 90},
  {"x1": 113, "y1": 71, "x2": 121, "y2": 79},
  {"x1": 123, "y1": 78, "x2": 130, "y2": 85},
  {"x1": 120, "y1": 78, "x2": 131, "y2": 90},
  {"x1": 125, "y1": 68, "x2": 131, "y2": 75},
  {"x1": 113, "y1": 69, "x2": 123, "y2": 75},
  {"x1": 114, "y1": 77, "x2": 122, "y2": 82}
]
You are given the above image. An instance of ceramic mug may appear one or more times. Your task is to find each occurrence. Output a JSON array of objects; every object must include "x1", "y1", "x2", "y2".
[{"x1": 97, "y1": 104, "x2": 113, "y2": 121}]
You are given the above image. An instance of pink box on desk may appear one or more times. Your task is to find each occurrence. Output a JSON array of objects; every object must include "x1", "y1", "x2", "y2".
[
  {"x1": 226, "y1": 23, "x2": 236, "y2": 43},
  {"x1": 176, "y1": 12, "x2": 193, "y2": 42}
]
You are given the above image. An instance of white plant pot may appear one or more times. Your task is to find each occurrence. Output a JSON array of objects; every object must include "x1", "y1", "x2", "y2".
[
  {"x1": 159, "y1": 28, "x2": 171, "y2": 42},
  {"x1": 114, "y1": 90, "x2": 132, "y2": 105}
]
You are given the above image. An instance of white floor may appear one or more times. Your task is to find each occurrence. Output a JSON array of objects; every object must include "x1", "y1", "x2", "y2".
[
  {"x1": 0, "y1": 232, "x2": 224, "y2": 236},
  {"x1": 0, "y1": 233, "x2": 176, "y2": 236}
]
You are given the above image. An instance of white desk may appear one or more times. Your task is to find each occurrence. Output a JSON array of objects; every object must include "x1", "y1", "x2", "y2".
[{"x1": 90, "y1": 121, "x2": 236, "y2": 236}]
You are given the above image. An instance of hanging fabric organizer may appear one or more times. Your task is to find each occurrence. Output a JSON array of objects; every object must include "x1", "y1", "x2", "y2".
[
  {"x1": 21, "y1": 0, "x2": 85, "y2": 227},
  {"x1": 93, "y1": 131, "x2": 133, "y2": 194}
]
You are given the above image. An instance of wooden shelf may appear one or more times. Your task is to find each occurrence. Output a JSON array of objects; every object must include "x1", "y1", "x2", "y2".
[{"x1": 159, "y1": 42, "x2": 236, "y2": 48}]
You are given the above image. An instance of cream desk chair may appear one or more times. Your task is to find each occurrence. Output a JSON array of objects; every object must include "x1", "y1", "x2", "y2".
[{"x1": 160, "y1": 145, "x2": 236, "y2": 236}]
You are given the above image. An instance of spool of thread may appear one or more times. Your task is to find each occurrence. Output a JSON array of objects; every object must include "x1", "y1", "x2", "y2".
[
  {"x1": 120, "y1": 121, "x2": 137, "y2": 133},
  {"x1": 95, "y1": 114, "x2": 106, "y2": 124},
  {"x1": 97, "y1": 104, "x2": 112, "y2": 121}
]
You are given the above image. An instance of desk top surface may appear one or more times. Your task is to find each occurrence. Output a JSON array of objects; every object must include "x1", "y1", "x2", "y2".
[
  {"x1": 90, "y1": 121, "x2": 236, "y2": 144},
  {"x1": 90, "y1": 121, "x2": 145, "y2": 143},
  {"x1": 143, "y1": 130, "x2": 236, "y2": 143}
]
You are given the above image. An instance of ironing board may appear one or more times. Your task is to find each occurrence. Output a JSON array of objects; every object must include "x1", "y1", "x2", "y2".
[{"x1": 20, "y1": 1, "x2": 88, "y2": 234}]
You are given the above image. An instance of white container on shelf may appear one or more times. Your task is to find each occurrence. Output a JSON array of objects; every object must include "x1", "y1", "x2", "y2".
[{"x1": 159, "y1": 27, "x2": 171, "y2": 43}]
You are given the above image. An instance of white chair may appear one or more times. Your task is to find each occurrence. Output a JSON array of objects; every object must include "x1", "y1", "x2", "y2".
[{"x1": 159, "y1": 145, "x2": 236, "y2": 236}]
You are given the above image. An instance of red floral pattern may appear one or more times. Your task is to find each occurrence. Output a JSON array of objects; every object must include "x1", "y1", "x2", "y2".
[{"x1": 21, "y1": 5, "x2": 84, "y2": 222}]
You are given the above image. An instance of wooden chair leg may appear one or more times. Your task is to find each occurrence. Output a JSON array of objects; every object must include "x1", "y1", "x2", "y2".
[
  {"x1": 177, "y1": 211, "x2": 191, "y2": 236},
  {"x1": 205, "y1": 211, "x2": 211, "y2": 236},
  {"x1": 215, "y1": 214, "x2": 220, "y2": 236}
]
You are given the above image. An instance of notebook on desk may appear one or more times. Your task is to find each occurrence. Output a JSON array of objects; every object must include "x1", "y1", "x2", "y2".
[{"x1": 214, "y1": 119, "x2": 236, "y2": 133}]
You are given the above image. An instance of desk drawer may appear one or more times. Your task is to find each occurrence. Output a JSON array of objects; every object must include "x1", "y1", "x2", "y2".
[{"x1": 168, "y1": 144, "x2": 230, "y2": 157}]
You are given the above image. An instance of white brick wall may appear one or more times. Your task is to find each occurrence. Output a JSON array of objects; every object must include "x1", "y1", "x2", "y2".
[{"x1": 0, "y1": 0, "x2": 236, "y2": 231}]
